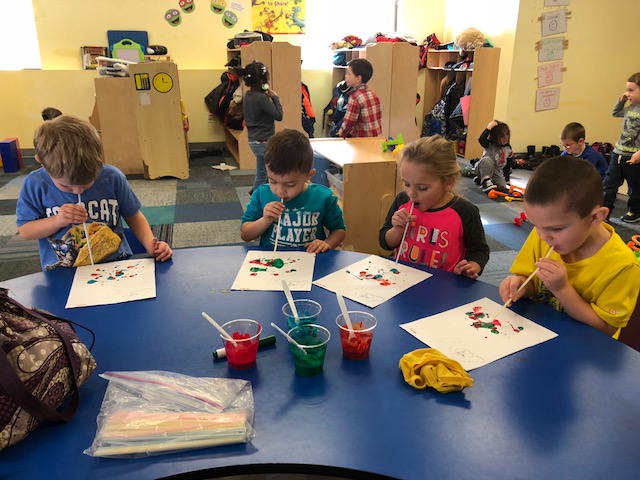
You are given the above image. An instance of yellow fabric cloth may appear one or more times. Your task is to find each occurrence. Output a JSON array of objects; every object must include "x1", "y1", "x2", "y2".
[{"x1": 399, "y1": 348, "x2": 473, "y2": 393}]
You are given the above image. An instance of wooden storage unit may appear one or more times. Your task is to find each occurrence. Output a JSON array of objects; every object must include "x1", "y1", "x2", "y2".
[
  {"x1": 311, "y1": 137, "x2": 399, "y2": 255},
  {"x1": 91, "y1": 61, "x2": 189, "y2": 179},
  {"x1": 225, "y1": 42, "x2": 303, "y2": 170},
  {"x1": 329, "y1": 43, "x2": 420, "y2": 143},
  {"x1": 423, "y1": 47, "x2": 500, "y2": 159}
]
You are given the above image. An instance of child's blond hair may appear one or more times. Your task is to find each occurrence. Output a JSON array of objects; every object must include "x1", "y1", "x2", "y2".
[
  {"x1": 399, "y1": 135, "x2": 460, "y2": 181},
  {"x1": 33, "y1": 115, "x2": 103, "y2": 185}
]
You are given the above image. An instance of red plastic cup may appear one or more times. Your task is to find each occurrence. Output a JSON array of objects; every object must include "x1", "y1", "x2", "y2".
[
  {"x1": 336, "y1": 311, "x2": 377, "y2": 360},
  {"x1": 220, "y1": 319, "x2": 262, "y2": 369}
]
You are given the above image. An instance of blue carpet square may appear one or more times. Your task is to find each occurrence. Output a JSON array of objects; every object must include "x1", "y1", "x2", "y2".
[
  {"x1": 483, "y1": 223, "x2": 533, "y2": 251},
  {"x1": 138, "y1": 206, "x2": 176, "y2": 225}
]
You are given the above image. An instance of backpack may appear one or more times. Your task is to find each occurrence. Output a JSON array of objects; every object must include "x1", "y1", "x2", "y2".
[
  {"x1": 204, "y1": 71, "x2": 240, "y2": 123},
  {"x1": 418, "y1": 33, "x2": 441, "y2": 69},
  {"x1": 591, "y1": 141, "x2": 614, "y2": 164},
  {"x1": 301, "y1": 82, "x2": 316, "y2": 138},
  {"x1": 323, "y1": 80, "x2": 352, "y2": 137}
]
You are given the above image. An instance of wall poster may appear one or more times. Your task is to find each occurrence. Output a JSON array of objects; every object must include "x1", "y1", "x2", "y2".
[{"x1": 252, "y1": 0, "x2": 306, "y2": 34}]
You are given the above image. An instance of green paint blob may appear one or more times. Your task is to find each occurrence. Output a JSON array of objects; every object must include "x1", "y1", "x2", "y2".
[
  {"x1": 250, "y1": 267, "x2": 267, "y2": 272},
  {"x1": 271, "y1": 258, "x2": 284, "y2": 268}
]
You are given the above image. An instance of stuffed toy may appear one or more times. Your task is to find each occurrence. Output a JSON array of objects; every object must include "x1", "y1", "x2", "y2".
[
  {"x1": 454, "y1": 28, "x2": 485, "y2": 56},
  {"x1": 330, "y1": 34, "x2": 363, "y2": 50}
]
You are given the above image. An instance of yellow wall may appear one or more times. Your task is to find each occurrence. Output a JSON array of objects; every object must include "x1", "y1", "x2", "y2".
[
  {"x1": 3, "y1": 1, "x2": 635, "y2": 153},
  {"x1": 442, "y1": 0, "x2": 519, "y2": 121},
  {"x1": 506, "y1": 0, "x2": 639, "y2": 152}
]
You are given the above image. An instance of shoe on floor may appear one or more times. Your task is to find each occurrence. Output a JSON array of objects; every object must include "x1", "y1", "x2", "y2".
[
  {"x1": 482, "y1": 178, "x2": 497, "y2": 193},
  {"x1": 473, "y1": 176, "x2": 481, "y2": 185},
  {"x1": 620, "y1": 211, "x2": 640, "y2": 223}
]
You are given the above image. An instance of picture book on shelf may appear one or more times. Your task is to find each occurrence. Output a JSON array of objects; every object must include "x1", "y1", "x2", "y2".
[{"x1": 81, "y1": 46, "x2": 109, "y2": 70}]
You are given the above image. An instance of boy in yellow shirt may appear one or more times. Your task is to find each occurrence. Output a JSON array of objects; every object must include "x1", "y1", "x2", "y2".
[{"x1": 499, "y1": 156, "x2": 640, "y2": 337}]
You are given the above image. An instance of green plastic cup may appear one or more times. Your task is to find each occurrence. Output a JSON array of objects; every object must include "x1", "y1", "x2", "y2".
[{"x1": 287, "y1": 324, "x2": 331, "y2": 376}]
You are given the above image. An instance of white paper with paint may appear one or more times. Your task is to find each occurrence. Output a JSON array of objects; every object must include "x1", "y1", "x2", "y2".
[
  {"x1": 66, "y1": 258, "x2": 156, "y2": 309},
  {"x1": 313, "y1": 255, "x2": 432, "y2": 308},
  {"x1": 230, "y1": 250, "x2": 316, "y2": 291},
  {"x1": 400, "y1": 297, "x2": 558, "y2": 370}
]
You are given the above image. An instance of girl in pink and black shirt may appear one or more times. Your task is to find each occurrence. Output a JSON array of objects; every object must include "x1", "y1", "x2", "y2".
[
  {"x1": 379, "y1": 135, "x2": 489, "y2": 279},
  {"x1": 337, "y1": 58, "x2": 382, "y2": 138}
]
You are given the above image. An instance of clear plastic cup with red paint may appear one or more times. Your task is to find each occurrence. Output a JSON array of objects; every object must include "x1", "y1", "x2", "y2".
[
  {"x1": 336, "y1": 311, "x2": 377, "y2": 360},
  {"x1": 220, "y1": 319, "x2": 262, "y2": 369}
]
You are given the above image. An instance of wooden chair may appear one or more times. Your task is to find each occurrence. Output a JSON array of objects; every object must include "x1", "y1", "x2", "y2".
[{"x1": 619, "y1": 294, "x2": 640, "y2": 353}]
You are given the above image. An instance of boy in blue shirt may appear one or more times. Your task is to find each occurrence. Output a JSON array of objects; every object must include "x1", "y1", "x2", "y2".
[
  {"x1": 17, "y1": 115, "x2": 172, "y2": 270},
  {"x1": 241, "y1": 129, "x2": 346, "y2": 253},
  {"x1": 560, "y1": 122, "x2": 608, "y2": 179}
]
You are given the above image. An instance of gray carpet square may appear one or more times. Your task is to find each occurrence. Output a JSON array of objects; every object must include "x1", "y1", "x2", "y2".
[
  {"x1": 478, "y1": 250, "x2": 519, "y2": 287},
  {"x1": 479, "y1": 203, "x2": 526, "y2": 225},
  {"x1": 0, "y1": 199, "x2": 17, "y2": 215},
  {"x1": 0, "y1": 234, "x2": 40, "y2": 260},
  {"x1": 0, "y1": 184, "x2": 22, "y2": 200},
  {"x1": 172, "y1": 219, "x2": 244, "y2": 248},
  {"x1": 176, "y1": 185, "x2": 240, "y2": 205},
  {"x1": 0, "y1": 258, "x2": 42, "y2": 282},
  {"x1": 0, "y1": 216, "x2": 18, "y2": 236}
]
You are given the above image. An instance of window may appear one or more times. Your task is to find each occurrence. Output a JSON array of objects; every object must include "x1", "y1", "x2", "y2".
[{"x1": 0, "y1": 1, "x2": 41, "y2": 70}]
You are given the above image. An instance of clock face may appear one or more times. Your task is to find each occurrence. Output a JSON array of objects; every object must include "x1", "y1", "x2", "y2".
[{"x1": 152, "y1": 72, "x2": 173, "y2": 93}]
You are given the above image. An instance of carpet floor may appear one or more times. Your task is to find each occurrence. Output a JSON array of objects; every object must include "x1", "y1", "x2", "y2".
[{"x1": 1, "y1": 156, "x2": 638, "y2": 288}]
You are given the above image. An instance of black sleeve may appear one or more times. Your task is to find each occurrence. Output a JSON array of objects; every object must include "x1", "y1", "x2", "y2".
[
  {"x1": 478, "y1": 128, "x2": 491, "y2": 149},
  {"x1": 379, "y1": 192, "x2": 410, "y2": 251},
  {"x1": 451, "y1": 198, "x2": 490, "y2": 273}
]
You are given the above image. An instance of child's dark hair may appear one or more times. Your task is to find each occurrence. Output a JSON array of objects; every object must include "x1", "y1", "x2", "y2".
[
  {"x1": 42, "y1": 107, "x2": 62, "y2": 121},
  {"x1": 561, "y1": 122, "x2": 586, "y2": 142},
  {"x1": 400, "y1": 135, "x2": 459, "y2": 181},
  {"x1": 264, "y1": 129, "x2": 313, "y2": 175},
  {"x1": 628, "y1": 72, "x2": 640, "y2": 86},
  {"x1": 489, "y1": 122, "x2": 510, "y2": 147},
  {"x1": 240, "y1": 61, "x2": 269, "y2": 90},
  {"x1": 525, "y1": 155, "x2": 603, "y2": 218},
  {"x1": 347, "y1": 58, "x2": 374, "y2": 84}
]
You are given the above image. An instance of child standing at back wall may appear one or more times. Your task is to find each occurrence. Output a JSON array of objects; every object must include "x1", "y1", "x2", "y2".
[
  {"x1": 241, "y1": 61, "x2": 283, "y2": 195},
  {"x1": 499, "y1": 156, "x2": 640, "y2": 337},
  {"x1": 337, "y1": 58, "x2": 382, "y2": 138},
  {"x1": 240, "y1": 129, "x2": 346, "y2": 253},
  {"x1": 603, "y1": 72, "x2": 640, "y2": 223},
  {"x1": 473, "y1": 120, "x2": 513, "y2": 193},
  {"x1": 379, "y1": 135, "x2": 489, "y2": 279}
]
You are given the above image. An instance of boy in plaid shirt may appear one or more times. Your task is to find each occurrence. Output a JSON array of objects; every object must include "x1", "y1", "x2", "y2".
[{"x1": 337, "y1": 58, "x2": 382, "y2": 137}]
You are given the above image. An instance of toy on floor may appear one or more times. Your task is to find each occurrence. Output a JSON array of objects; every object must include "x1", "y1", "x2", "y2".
[
  {"x1": 486, "y1": 183, "x2": 524, "y2": 200},
  {"x1": 382, "y1": 134, "x2": 404, "y2": 153},
  {"x1": 514, "y1": 212, "x2": 528, "y2": 227}
]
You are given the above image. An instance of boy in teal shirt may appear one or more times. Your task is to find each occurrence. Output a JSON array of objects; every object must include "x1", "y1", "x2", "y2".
[{"x1": 241, "y1": 129, "x2": 346, "y2": 253}]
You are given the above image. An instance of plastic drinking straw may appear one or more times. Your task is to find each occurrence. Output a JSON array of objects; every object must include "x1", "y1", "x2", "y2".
[
  {"x1": 282, "y1": 279, "x2": 300, "y2": 324},
  {"x1": 336, "y1": 291, "x2": 355, "y2": 339},
  {"x1": 272, "y1": 198, "x2": 284, "y2": 259},
  {"x1": 494, "y1": 246, "x2": 555, "y2": 320},
  {"x1": 394, "y1": 202, "x2": 415, "y2": 266},
  {"x1": 77, "y1": 193, "x2": 94, "y2": 265},
  {"x1": 202, "y1": 312, "x2": 237, "y2": 346},
  {"x1": 270, "y1": 322, "x2": 307, "y2": 355}
]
